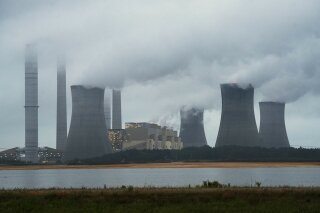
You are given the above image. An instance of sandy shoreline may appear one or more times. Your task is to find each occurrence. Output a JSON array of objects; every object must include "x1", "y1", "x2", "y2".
[{"x1": 0, "y1": 162, "x2": 320, "y2": 170}]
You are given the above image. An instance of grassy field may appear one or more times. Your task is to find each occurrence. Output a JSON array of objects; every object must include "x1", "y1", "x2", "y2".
[{"x1": 0, "y1": 187, "x2": 320, "y2": 212}]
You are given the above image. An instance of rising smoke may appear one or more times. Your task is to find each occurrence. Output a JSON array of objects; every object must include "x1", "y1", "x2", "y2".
[
  {"x1": 2, "y1": 0, "x2": 320, "y2": 106},
  {"x1": 69, "y1": 0, "x2": 320, "y2": 106}
]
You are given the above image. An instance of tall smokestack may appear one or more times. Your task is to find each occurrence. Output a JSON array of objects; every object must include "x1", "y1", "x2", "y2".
[
  {"x1": 112, "y1": 89, "x2": 122, "y2": 129},
  {"x1": 104, "y1": 90, "x2": 111, "y2": 130},
  {"x1": 259, "y1": 102, "x2": 290, "y2": 148},
  {"x1": 24, "y1": 44, "x2": 39, "y2": 163},
  {"x1": 215, "y1": 83, "x2": 259, "y2": 147},
  {"x1": 63, "y1": 85, "x2": 112, "y2": 162},
  {"x1": 56, "y1": 56, "x2": 67, "y2": 151},
  {"x1": 179, "y1": 107, "x2": 207, "y2": 147}
]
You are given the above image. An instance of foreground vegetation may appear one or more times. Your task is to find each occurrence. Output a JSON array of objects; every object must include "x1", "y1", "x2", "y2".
[{"x1": 1, "y1": 187, "x2": 320, "y2": 212}]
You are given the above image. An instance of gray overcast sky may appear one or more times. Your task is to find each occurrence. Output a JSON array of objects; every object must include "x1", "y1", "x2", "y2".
[{"x1": 1, "y1": 0, "x2": 320, "y2": 150}]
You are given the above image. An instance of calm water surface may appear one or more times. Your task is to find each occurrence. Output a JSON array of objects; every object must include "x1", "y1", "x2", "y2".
[{"x1": 0, "y1": 167, "x2": 319, "y2": 189}]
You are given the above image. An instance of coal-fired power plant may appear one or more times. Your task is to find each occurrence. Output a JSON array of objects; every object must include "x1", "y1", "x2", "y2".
[
  {"x1": 180, "y1": 108, "x2": 207, "y2": 147},
  {"x1": 56, "y1": 56, "x2": 67, "y2": 151},
  {"x1": 215, "y1": 83, "x2": 259, "y2": 147},
  {"x1": 259, "y1": 102, "x2": 290, "y2": 148},
  {"x1": 24, "y1": 44, "x2": 39, "y2": 163},
  {"x1": 63, "y1": 85, "x2": 112, "y2": 162}
]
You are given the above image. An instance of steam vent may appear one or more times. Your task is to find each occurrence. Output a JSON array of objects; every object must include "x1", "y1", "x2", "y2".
[
  {"x1": 215, "y1": 83, "x2": 259, "y2": 147},
  {"x1": 63, "y1": 85, "x2": 112, "y2": 162},
  {"x1": 179, "y1": 107, "x2": 207, "y2": 147},
  {"x1": 259, "y1": 102, "x2": 290, "y2": 148}
]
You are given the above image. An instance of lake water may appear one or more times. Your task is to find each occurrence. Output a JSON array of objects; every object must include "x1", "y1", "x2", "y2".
[{"x1": 0, "y1": 167, "x2": 319, "y2": 189}]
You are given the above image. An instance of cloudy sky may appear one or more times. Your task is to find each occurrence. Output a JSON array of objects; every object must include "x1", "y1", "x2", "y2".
[{"x1": 1, "y1": 0, "x2": 320, "y2": 150}]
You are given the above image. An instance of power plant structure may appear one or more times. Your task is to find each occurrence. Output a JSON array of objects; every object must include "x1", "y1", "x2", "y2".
[
  {"x1": 56, "y1": 56, "x2": 67, "y2": 151},
  {"x1": 215, "y1": 83, "x2": 259, "y2": 147},
  {"x1": 63, "y1": 85, "x2": 112, "y2": 162},
  {"x1": 112, "y1": 89, "x2": 122, "y2": 129},
  {"x1": 104, "y1": 90, "x2": 111, "y2": 130},
  {"x1": 24, "y1": 44, "x2": 39, "y2": 163},
  {"x1": 179, "y1": 107, "x2": 207, "y2": 147},
  {"x1": 259, "y1": 102, "x2": 290, "y2": 148}
]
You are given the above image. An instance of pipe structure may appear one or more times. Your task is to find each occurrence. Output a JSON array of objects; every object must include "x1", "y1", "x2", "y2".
[
  {"x1": 56, "y1": 56, "x2": 67, "y2": 151},
  {"x1": 215, "y1": 83, "x2": 259, "y2": 147},
  {"x1": 179, "y1": 107, "x2": 207, "y2": 147},
  {"x1": 63, "y1": 85, "x2": 112, "y2": 162},
  {"x1": 259, "y1": 102, "x2": 290, "y2": 148},
  {"x1": 24, "y1": 44, "x2": 39, "y2": 163}
]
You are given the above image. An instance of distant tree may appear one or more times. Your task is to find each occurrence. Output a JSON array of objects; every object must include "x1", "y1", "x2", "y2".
[{"x1": 73, "y1": 146, "x2": 320, "y2": 165}]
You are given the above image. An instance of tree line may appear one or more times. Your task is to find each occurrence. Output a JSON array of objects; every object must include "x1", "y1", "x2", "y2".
[{"x1": 73, "y1": 146, "x2": 320, "y2": 164}]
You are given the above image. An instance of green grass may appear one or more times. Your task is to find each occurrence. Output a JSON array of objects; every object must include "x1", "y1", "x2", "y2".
[{"x1": 0, "y1": 187, "x2": 320, "y2": 212}]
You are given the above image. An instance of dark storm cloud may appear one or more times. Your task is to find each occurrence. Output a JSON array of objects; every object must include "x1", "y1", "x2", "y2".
[{"x1": 67, "y1": 0, "x2": 320, "y2": 104}]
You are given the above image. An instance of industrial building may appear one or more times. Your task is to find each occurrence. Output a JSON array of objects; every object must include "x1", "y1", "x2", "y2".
[
  {"x1": 259, "y1": 102, "x2": 290, "y2": 148},
  {"x1": 0, "y1": 147, "x2": 63, "y2": 164},
  {"x1": 179, "y1": 107, "x2": 207, "y2": 147},
  {"x1": 0, "y1": 147, "x2": 22, "y2": 162},
  {"x1": 63, "y1": 85, "x2": 113, "y2": 162},
  {"x1": 38, "y1": 147, "x2": 63, "y2": 163},
  {"x1": 108, "y1": 129, "x2": 128, "y2": 152},
  {"x1": 56, "y1": 56, "x2": 67, "y2": 151},
  {"x1": 24, "y1": 44, "x2": 39, "y2": 163},
  {"x1": 123, "y1": 122, "x2": 183, "y2": 150},
  {"x1": 215, "y1": 83, "x2": 259, "y2": 147},
  {"x1": 125, "y1": 122, "x2": 160, "y2": 129},
  {"x1": 112, "y1": 89, "x2": 122, "y2": 129}
]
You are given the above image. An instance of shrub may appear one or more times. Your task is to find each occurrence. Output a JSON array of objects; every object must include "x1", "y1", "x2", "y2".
[{"x1": 202, "y1": 180, "x2": 223, "y2": 188}]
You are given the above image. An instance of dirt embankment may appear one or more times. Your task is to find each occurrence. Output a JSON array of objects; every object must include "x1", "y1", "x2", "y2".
[{"x1": 1, "y1": 162, "x2": 320, "y2": 170}]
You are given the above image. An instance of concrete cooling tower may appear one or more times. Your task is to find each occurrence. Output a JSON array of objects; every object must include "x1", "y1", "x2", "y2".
[
  {"x1": 63, "y1": 85, "x2": 112, "y2": 162},
  {"x1": 259, "y1": 102, "x2": 290, "y2": 148},
  {"x1": 179, "y1": 108, "x2": 207, "y2": 147},
  {"x1": 215, "y1": 83, "x2": 259, "y2": 147}
]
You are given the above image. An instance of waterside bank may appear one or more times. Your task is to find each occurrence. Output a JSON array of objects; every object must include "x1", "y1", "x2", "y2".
[{"x1": 1, "y1": 162, "x2": 320, "y2": 170}]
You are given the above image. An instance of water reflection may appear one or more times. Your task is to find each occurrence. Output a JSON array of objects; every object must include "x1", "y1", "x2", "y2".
[{"x1": 0, "y1": 167, "x2": 319, "y2": 189}]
